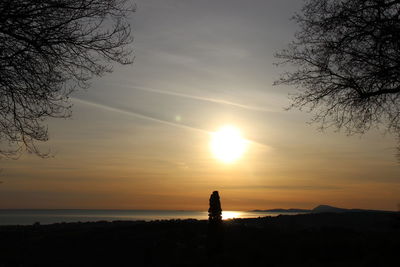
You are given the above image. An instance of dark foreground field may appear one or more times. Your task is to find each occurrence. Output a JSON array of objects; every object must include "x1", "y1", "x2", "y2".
[{"x1": 1, "y1": 212, "x2": 399, "y2": 267}]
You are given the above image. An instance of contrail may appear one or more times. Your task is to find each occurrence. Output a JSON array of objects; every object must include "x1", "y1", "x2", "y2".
[
  {"x1": 126, "y1": 85, "x2": 276, "y2": 112},
  {"x1": 72, "y1": 97, "x2": 270, "y2": 149},
  {"x1": 72, "y1": 98, "x2": 210, "y2": 134}
]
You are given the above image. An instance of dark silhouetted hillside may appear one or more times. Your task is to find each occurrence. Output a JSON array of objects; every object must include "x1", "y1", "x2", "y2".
[
  {"x1": 1, "y1": 212, "x2": 399, "y2": 267},
  {"x1": 312, "y1": 205, "x2": 393, "y2": 214},
  {"x1": 252, "y1": 205, "x2": 394, "y2": 214}
]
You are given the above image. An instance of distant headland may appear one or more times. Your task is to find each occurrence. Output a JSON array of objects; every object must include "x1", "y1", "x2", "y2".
[{"x1": 251, "y1": 205, "x2": 396, "y2": 213}]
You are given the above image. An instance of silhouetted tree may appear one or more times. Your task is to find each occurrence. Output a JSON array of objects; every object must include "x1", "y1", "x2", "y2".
[
  {"x1": 275, "y1": 0, "x2": 400, "y2": 157},
  {"x1": 207, "y1": 191, "x2": 223, "y2": 265},
  {"x1": 209, "y1": 191, "x2": 222, "y2": 223},
  {"x1": 0, "y1": 0, "x2": 135, "y2": 157}
]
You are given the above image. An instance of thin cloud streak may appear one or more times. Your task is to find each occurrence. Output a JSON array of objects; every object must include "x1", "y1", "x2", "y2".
[
  {"x1": 72, "y1": 97, "x2": 209, "y2": 134},
  {"x1": 72, "y1": 97, "x2": 270, "y2": 149},
  {"x1": 221, "y1": 185, "x2": 344, "y2": 191},
  {"x1": 128, "y1": 85, "x2": 277, "y2": 112}
]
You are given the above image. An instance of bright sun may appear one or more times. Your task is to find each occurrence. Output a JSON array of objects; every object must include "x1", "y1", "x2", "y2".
[{"x1": 210, "y1": 125, "x2": 248, "y2": 163}]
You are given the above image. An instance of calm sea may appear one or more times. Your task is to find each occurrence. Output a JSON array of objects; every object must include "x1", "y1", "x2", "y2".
[{"x1": 0, "y1": 209, "x2": 308, "y2": 226}]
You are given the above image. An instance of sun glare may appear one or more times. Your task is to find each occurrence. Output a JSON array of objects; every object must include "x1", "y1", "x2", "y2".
[
  {"x1": 210, "y1": 125, "x2": 248, "y2": 163},
  {"x1": 222, "y1": 211, "x2": 242, "y2": 220}
]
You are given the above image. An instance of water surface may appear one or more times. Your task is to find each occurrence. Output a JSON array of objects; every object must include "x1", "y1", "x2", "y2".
[{"x1": 0, "y1": 209, "x2": 308, "y2": 225}]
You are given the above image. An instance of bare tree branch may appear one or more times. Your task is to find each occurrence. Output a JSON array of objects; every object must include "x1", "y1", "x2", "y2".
[
  {"x1": 0, "y1": 0, "x2": 135, "y2": 157},
  {"x1": 275, "y1": 0, "x2": 400, "y2": 159}
]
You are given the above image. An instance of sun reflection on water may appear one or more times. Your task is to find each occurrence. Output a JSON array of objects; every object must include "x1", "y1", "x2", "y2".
[{"x1": 222, "y1": 211, "x2": 242, "y2": 220}]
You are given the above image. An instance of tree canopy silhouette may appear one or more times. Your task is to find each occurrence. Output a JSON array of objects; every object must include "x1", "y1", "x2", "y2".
[
  {"x1": 275, "y1": 0, "x2": 400, "y2": 156},
  {"x1": 207, "y1": 191, "x2": 223, "y2": 264},
  {"x1": 208, "y1": 191, "x2": 222, "y2": 223},
  {"x1": 0, "y1": 0, "x2": 135, "y2": 157}
]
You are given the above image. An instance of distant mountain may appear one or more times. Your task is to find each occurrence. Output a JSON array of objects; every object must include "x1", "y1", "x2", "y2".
[
  {"x1": 251, "y1": 208, "x2": 312, "y2": 213},
  {"x1": 312, "y1": 205, "x2": 349, "y2": 213}
]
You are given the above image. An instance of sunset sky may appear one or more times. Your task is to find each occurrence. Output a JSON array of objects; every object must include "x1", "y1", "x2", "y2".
[{"x1": 1, "y1": 0, "x2": 399, "y2": 211}]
